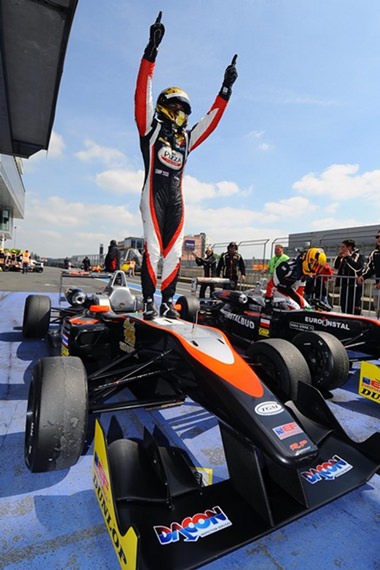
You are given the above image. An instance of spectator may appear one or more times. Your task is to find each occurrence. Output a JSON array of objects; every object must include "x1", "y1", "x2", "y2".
[
  {"x1": 104, "y1": 240, "x2": 120, "y2": 273},
  {"x1": 262, "y1": 244, "x2": 289, "y2": 275},
  {"x1": 135, "y1": 12, "x2": 237, "y2": 320},
  {"x1": 128, "y1": 259, "x2": 136, "y2": 277},
  {"x1": 263, "y1": 244, "x2": 289, "y2": 299},
  {"x1": 82, "y1": 256, "x2": 91, "y2": 271},
  {"x1": 357, "y1": 230, "x2": 380, "y2": 317},
  {"x1": 264, "y1": 248, "x2": 327, "y2": 313},
  {"x1": 333, "y1": 239, "x2": 364, "y2": 315},
  {"x1": 216, "y1": 242, "x2": 246, "y2": 290},
  {"x1": 64, "y1": 257, "x2": 70, "y2": 270},
  {"x1": 193, "y1": 246, "x2": 217, "y2": 298},
  {"x1": 22, "y1": 250, "x2": 30, "y2": 274}
]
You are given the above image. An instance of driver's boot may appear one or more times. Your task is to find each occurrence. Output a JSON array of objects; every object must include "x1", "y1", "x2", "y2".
[
  {"x1": 143, "y1": 297, "x2": 158, "y2": 320},
  {"x1": 160, "y1": 297, "x2": 179, "y2": 319}
]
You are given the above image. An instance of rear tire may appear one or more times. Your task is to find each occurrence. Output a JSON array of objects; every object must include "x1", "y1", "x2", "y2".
[
  {"x1": 25, "y1": 356, "x2": 88, "y2": 472},
  {"x1": 23, "y1": 294, "x2": 51, "y2": 338},
  {"x1": 293, "y1": 331, "x2": 349, "y2": 390},
  {"x1": 177, "y1": 295, "x2": 200, "y2": 322},
  {"x1": 247, "y1": 338, "x2": 312, "y2": 401}
]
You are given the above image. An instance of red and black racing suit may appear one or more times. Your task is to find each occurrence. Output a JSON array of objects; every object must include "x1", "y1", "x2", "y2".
[
  {"x1": 135, "y1": 57, "x2": 230, "y2": 303},
  {"x1": 268, "y1": 256, "x2": 307, "y2": 307}
]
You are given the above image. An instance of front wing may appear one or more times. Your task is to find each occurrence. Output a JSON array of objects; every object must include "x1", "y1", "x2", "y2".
[{"x1": 93, "y1": 381, "x2": 380, "y2": 570}]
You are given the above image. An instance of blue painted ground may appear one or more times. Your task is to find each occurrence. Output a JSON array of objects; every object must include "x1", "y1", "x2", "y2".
[{"x1": 0, "y1": 290, "x2": 379, "y2": 569}]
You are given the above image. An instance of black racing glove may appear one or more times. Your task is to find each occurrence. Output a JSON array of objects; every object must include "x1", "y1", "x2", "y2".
[
  {"x1": 219, "y1": 54, "x2": 238, "y2": 100},
  {"x1": 144, "y1": 11, "x2": 165, "y2": 62}
]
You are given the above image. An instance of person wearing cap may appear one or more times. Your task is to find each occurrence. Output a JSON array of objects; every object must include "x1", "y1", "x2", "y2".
[
  {"x1": 135, "y1": 12, "x2": 237, "y2": 320},
  {"x1": 216, "y1": 242, "x2": 246, "y2": 290},
  {"x1": 192, "y1": 246, "x2": 217, "y2": 298}
]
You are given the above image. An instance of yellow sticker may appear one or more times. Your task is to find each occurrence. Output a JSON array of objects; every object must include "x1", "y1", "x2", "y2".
[
  {"x1": 93, "y1": 420, "x2": 139, "y2": 569},
  {"x1": 359, "y1": 361, "x2": 380, "y2": 404}
]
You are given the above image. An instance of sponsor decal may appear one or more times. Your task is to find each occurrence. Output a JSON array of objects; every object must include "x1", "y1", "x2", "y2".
[
  {"x1": 359, "y1": 361, "x2": 380, "y2": 404},
  {"x1": 258, "y1": 327, "x2": 270, "y2": 337},
  {"x1": 154, "y1": 506, "x2": 232, "y2": 544},
  {"x1": 224, "y1": 311, "x2": 255, "y2": 329},
  {"x1": 301, "y1": 455, "x2": 353, "y2": 484},
  {"x1": 273, "y1": 422, "x2": 303, "y2": 440},
  {"x1": 93, "y1": 421, "x2": 138, "y2": 569},
  {"x1": 122, "y1": 319, "x2": 136, "y2": 353},
  {"x1": 259, "y1": 318, "x2": 270, "y2": 328},
  {"x1": 304, "y1": 316, "x2": 350, "y2": 330},
  {"x1": 255, "y1": 401, "x2": 284, "y2": 416},
  {"x1": 158, "y1": 146, "x2": 183, "y2": 170},
  {"x1": 290, "y1": 439, "x2": 310, "y2": 452},
  {"x1": 289, "y1": 321, "x2": 314, "y2": 332}
]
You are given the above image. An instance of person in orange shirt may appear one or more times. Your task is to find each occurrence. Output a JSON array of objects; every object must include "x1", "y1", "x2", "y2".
[{"x1": 22, "y1": 250, "x2": 30, "y2": 274}]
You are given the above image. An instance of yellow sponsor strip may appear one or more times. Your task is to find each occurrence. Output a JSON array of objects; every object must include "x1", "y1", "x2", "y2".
[
  {"x1": 359, "y1": 361, "x2": 380, "y2": 404},
  {"x1": 93, "y1": 419, "x2": 139, "y2": 569}
]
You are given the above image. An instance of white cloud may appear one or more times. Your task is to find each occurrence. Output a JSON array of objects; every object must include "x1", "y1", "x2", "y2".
[
  {"x1": 293, "y1": 163, "x2": 380, "y2": 201},
  {"x1": 183, "y1": 175, "x2": 240, "y2": 203},
  {"x1": 95, "y1": 168, "x2": 144, "y2": 195},
  {"x1": 263, "y1": 196, "x2": 317, "y2": 218},
  {"x1": 75, "y1": 139, "x2": 126, "y2": 167}
]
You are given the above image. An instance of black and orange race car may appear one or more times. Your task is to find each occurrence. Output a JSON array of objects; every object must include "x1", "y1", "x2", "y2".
[{"x1": 22, "y1": 272, "x2": 380, "y2": 569}]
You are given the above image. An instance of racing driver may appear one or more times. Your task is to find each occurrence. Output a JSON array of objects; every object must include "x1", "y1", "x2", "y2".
[
  {"x1": 264, "y1": 247, "x2": 327, "y2": 313},
  {"x1": 135, "y1": 12, "x2": 238, "y2": 319}
]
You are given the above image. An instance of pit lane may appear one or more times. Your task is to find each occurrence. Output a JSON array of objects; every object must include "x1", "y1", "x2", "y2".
[{"x1": 0, "y1": 268, "x2": 379, "y2": 569}]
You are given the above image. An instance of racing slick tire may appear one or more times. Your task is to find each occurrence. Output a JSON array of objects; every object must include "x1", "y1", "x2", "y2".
[
  {"x1": 176, "y1": 295, "x2": 200, "y2": 322},
  {"x1": 25, "y1": 356, "x2": 88, "y2": 472},
  {"x1": 22, "y1": 294, "x2": 51, "y2": 338},
  {"x1": 293, "y1": 331, "x2": 349, "y2": 390},
  {"x1": 247, "y1": 338, "x2": 312, "y2": 402}
]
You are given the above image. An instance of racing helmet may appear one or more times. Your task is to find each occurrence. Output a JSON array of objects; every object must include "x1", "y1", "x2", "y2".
[
  {"x1": 156, "y1": 87, "x2": 192, "y2": 128},
  {"x1": 302, "y1": 247, "x2": 327, "y2": 275}
]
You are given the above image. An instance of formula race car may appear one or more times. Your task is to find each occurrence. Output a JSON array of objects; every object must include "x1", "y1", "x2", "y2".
[
  {"x1": 22, "y1": 271, "x2": 380, "y2": 570},
  {"x1": 177, "y1": 277, "x2": 380, "y2": 390}
]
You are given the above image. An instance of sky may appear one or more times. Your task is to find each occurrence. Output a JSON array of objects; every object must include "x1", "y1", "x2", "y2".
[{"x1": 14, "y1": 0, "x2": 380, "y2": 258}]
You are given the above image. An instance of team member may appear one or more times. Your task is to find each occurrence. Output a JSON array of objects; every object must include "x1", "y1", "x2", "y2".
[
  {"x1": 264, "y1": 247, "x2": 327, "y2": 313},
  {"x1": 135, "y1": 12, "x2": 237, "y2": 319},
  {"x1": 357, "y1": 231, "x2": 380, "y2": 316},
  {"x1": 216, "y1": 242, "x2": 246, "y2": 290},
  {"x1": 104, "y1": 240, "x2": 120, "y2": 273},
  {"x1": 193, "y1": 247, "x2": 217, "y2": 298},
  {"x1": 333, "y1": 239, "x2": 364, "y2": 315}
]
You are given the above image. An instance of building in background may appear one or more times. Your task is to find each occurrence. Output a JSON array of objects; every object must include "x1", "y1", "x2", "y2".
[{"x1": 0, "y1": 155, "x2": 25, "y2": 249}]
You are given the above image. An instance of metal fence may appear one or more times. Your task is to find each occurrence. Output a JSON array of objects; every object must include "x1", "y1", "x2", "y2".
[{"x1": 297, "y1": 274, "x2": 380, "y2": 318}]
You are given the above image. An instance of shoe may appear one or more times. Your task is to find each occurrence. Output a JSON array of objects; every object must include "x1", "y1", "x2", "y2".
[
  {"x1": 143, "y1": 298, "x2": 158, "y2": 321},
  {"x1": 160, "y1": 301, "x2": 179, "y2": 319}
]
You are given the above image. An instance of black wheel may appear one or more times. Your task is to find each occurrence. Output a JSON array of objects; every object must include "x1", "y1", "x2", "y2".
[
  {"x1": 177, "y1": 295, "x2": 200, "y2": 322},
  {"x1": 293, "y1": 331, "x2": 349, "y2": 390},
  {"x1": 25, "y1": 356, "x2": 88, "y2": 472},
  {"x1": 247, "y1": 338, "x2": 311, "y2": 402},
  {"x1": 22, "y1": 294, "x2": 51, "y2": 338}
]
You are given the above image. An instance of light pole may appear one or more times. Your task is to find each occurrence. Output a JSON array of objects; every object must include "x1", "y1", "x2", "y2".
[{"x1": 13, "y1": 226, "x2": 17, "y2": 249}]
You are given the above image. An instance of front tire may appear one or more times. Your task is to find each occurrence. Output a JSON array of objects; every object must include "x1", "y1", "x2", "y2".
[
  {"x1": 293, "y1": 331, "x2": 349, "y2": 390},
  {"x1": 247, "y1": 338, "x2": 312, "y2": 402},
  {"x1": 23, "y1": 294, "x2": 51, "y2": 338},
  {"x1": 25, "y1": 356, "x2": 88, "y2": 472}
]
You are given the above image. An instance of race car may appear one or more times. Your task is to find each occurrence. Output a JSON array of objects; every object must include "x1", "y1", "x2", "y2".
[
  {"x1": 22, "y1": 271, "x2": 380, "y2": 569},
  {"x1": 176, "y1": 277, "x2": 380, "y2": 389}
]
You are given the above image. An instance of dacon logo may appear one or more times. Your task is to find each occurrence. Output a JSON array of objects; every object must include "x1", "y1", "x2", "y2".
[
  {"x1": 301, "y1": 455, "x2": 353, "y2": 484},
  {"x1": 154, "y1": 506, "x2": 232, "y2": 545},
  {"x1": 255, "y1": 401, "x2": 284, "y2": 416}
]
